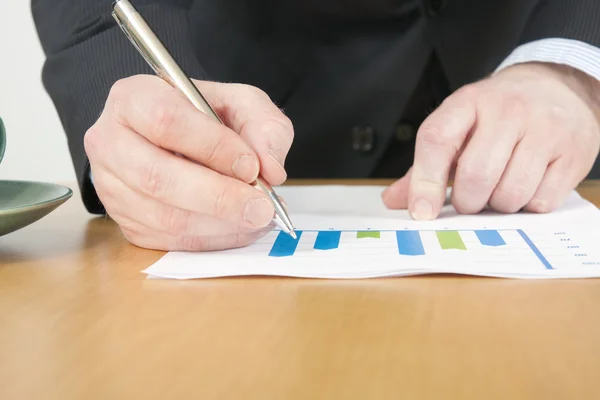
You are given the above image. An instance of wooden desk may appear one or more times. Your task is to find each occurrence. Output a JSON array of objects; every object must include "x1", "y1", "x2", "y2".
[{"x1": 1, "y1": 180, "x2": 600, "y2": 399}]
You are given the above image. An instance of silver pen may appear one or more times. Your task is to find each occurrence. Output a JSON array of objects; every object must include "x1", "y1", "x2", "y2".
[{"x1": 111, "y1": 0, "x2": 296, "y2": 239}]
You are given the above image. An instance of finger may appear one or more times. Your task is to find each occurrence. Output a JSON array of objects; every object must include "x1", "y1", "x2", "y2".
[
  {"x1": 120, "y1": 219, "x2": 271, "y2": 252},
  {"x1": 93, "y1": 166, "x2": 271, "y2": 238},
  {"x1": 93, "y1": 169, "x2": 273, "y2": 252},
  {"x1": 85, "y1": 122, "x2": 275, "y2": 229},
  {"x1": 451, "y1": 103, "x2": 524, "y2": 214},
  {"x1": 383, "y1": 153, "x2": 463, "y2": 210},
  {"x1": 487, "y1": 134, "x2": 552, "y2": 213},
  {"x1": 523, "y1": 155, "x2": 582, "y2": 213},
  {"x1": 194, "y1": 80, "x2": 294, "y2": 185},
  {"x1": 409, "y1": 87, "x2": 477, "y2": 220},
  {"x1": 382, "y1": 167, "x2": 411, "y2": 209},
  {"x1": 108, "y1": 75, "x2": 260, "y2": 183}
]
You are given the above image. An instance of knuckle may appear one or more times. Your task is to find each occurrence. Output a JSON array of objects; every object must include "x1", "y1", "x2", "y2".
[
  {"x1": 99, "y1": 191, "x2": 118, "y2": 209},
  {"x1": 562, "y1": 156, "x2": 578, "y2": 172},
  {"x1": 117, "y1": 218, "x2": 141, "y2": 239},
  {"x1": 119, "y1": 219, "x2": 167, "y2": 250},
  {"x1": 531, "y1": 146, "x2": 552, "y2": 164},
  {"x1": 121, "y1": 230, "x2": 151, "y2": 249},
  {"x1": 96, "y1": 177, "x2": 118, "y2": 204},
  {"x1": 212, "y1": 184, "x2": 233, "y2": 218},
  {"x1": 497, "y1": 95, "x2": 527, "y2": 119},
  {"x1": 178, "y1": 235, "x2": 212, "y2": 251},
  {"x1": 229, "y1": 232, "x2": 265, "y2": 249},
  {"x1": 120, "y1": 227, "x2": 138, "y2": 242},
  {"x1": 149, "y1": 99, "x2": 181, "y2": 143},
  {"x1": 204, "y1": 131, "x2": 227, "y2": 166},
  {"x1": 274, "y1": 116, "x2": 295, "y2": 143},
  {"x1": 418, "y1": 121, "x2": 452, "y2": 147},
  {"x1": 141, "y1": 160, "x2": 173, "y2": 199},
  {"x1": 161, "y1": 207, "x2": 192, "y2": 237},
  {"x1": 228, "y1": 83, "x2": 267, "y2": 101},
  {"x1": 83, "y1": 125, "x2": 103, "y2": 157},
  {"x1": 231, "y1": 233, "x2": 245, "y2": 248},
  {"x1": 457, "y1": 161, "x2": 498, "y2": 187},
  {"x1": 547, "y1": 104, "x2": 572, "y2": 127},
  {"x1": 262, "y1": 118, "x2": 294, "y2": 151},
  {"x1": 491, "y1": 185, "x2": 528, "y2": 212},
  {"x1": 177, "y1": 232, "x2": 259, "y2": 251},
  {"x1": 241, "y1": 83, "x2": 268, "y2": 99},
  {"x1": 454, "y1": 83, "x2": 479, "y2": 100},
  {"x1": 120, "y1": 229, "x2": 137, "y2": 245},
  {"x1": 107, "y1": 78, "x2": 133, "y2": 120},
  {"x1": 109, "y1": 77, "x2": 131, "y2": 100}
]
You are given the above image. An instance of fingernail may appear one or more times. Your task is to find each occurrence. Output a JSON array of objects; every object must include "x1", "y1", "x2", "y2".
[
  {"x1": 244, "y1": 198, "x2": 274, "y2": 227},
  {"x1": 232, "y1": 154, "x2": 259, "y2": 182},
  {"x1": 411, "y1": 198, "x2": 433, "y2": 220}
]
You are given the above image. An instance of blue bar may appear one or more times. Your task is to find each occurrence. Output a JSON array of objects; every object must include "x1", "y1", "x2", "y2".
[
  {"x1": 517, "y1": 229, "x2": 553, "y2": 269},
  {"x1": 314, "y1": 230, "x2": 341, "y2": 250},
  {"x1": 475, "y1": 230, "x2": 506, "y2": 246},
  {"x1": 396, "y1": 230, "x2": 425, "y2": 255},
  {"x1": 269, "y1": 231, "x2": 302, "y2": 257}
]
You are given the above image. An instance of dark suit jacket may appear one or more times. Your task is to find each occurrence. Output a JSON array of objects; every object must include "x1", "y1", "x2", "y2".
[{"x1": 31, "y1": 0, "x2": 600, "y2": 214}]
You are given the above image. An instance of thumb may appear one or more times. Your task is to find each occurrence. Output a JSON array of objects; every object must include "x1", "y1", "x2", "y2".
[
  {"x1": 382, "y1": 167, "x2": 412, "y2": 209},
  {"x1": 193, "y1": 80, "x2": 294, "y2": 186}
]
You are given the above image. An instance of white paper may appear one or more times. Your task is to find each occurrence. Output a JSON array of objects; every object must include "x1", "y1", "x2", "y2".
[{"x1": 142, "y1": 186, "x2": 600, "y2": 279}]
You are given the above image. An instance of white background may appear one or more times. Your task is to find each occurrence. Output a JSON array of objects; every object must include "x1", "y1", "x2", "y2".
[{"x1": 0, "y1": 2, "x2": 76, "y2": 183}]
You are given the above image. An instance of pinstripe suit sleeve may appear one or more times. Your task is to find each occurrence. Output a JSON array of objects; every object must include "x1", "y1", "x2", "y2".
[
  {"x1": 496, "y1": 38, "x2": 600, "y2": 83},
  {"x1": 31, "y1": 0, "x2": 209, "y2": 214},
  {"x1": 517, "y1": 0, "x2": 600, "y2": 50},
  {"x1": 497, "y1": 0, "x2": 600, "y2": 80},
  {"x1": 496, "y1": 0, "x2": 600, "y2": 82}
]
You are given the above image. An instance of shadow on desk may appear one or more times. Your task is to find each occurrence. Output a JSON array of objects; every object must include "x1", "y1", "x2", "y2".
[{"x1": 0, "y1": 216, "x2": 118, "y2": 265}]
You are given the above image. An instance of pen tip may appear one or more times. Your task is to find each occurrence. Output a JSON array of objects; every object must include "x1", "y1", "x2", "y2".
[{"x1": 289, "y1": 231, "x2": 297, "y2": 240}]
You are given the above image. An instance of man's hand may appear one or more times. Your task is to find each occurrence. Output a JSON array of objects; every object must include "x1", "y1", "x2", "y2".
[
  {"x1": 382, "y1": 62, "x2": 600, "y2": 219},
  {"x1": 84, "y1": 76, "x2": 294, "y2": 251}
]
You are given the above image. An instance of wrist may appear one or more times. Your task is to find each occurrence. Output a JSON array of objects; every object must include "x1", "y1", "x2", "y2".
[
  {"x1": 539, "y1": 62, "x2": 600, "y2": 121},
  {"x1": 507, "y1": 62, "x2": 600, "y2": 122},
  {"x1": 495, "y1": 61, "x2": 600, "y2": 131}
]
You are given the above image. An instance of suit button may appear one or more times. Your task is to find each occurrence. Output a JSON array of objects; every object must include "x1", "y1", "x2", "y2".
[
  {"x1": 425, "y1": 0, "x2": 446, "y2": 16},
  {"x1": 395, "y1": 122, "x2": 416, "y2": 142},
  {"x1": 351, "y1": 125, "x2": 376, "y2": 153}
]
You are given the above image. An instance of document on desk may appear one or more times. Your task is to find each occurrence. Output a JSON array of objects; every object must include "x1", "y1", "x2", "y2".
[{"x1": 143, "y1": 186, "x2": 600, "y2": 279}]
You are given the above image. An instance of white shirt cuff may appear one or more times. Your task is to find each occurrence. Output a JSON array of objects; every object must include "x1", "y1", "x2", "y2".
[{"x1": 495, "y1": 38, "x2": 600, "y2": 83}]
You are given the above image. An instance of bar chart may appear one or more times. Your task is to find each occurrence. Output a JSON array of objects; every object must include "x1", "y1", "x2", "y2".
[
  {"x1": 265, "y1": 229, "x2": 552, "y2": 269},
  {"x1": 144, "y1": 225, "x2": 600, "y2": 279}
]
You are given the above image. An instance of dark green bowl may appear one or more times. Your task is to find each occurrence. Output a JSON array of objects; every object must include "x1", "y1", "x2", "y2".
[
  {"x1": 0, "y1": 117, "x2": 6, "y2": 164},
  {"x1": 0, "y1": 180, "x2": 73, "y2": 237},
  {"x1": 0, "y1": 117, "x2": 73, "y2": 236}
]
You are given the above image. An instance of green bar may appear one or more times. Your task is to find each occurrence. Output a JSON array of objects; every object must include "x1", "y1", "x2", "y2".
[
  {"x1": 436, "y1": 230, "x2": 466, "y2": 250},
  {"x1": 357, "y1": 231, "x2": 380, "y2": 239}
]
